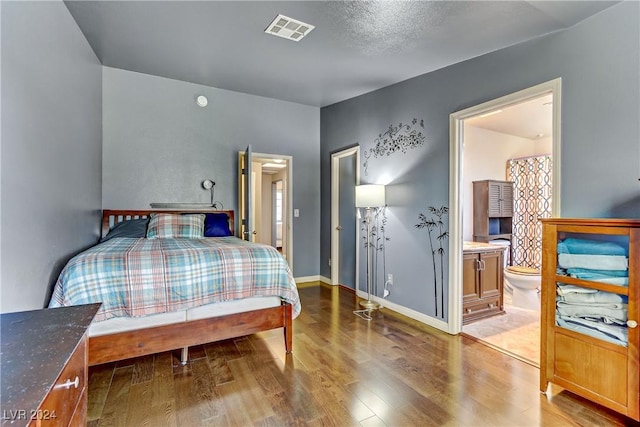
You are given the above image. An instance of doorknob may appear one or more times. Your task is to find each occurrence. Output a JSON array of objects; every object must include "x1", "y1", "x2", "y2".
[{"x1": 336, "y1": 226, "x2": 343, "y2": 231}]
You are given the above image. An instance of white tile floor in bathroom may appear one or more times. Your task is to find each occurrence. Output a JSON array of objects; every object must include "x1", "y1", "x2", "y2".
[{"x1": 462, "y1": 293, "x2": 541, "y2": 366}]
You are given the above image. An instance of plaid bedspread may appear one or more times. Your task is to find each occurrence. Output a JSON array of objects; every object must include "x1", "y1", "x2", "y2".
[{"x1": 49, "y1": 237, "x2": 300, "y2": 322}]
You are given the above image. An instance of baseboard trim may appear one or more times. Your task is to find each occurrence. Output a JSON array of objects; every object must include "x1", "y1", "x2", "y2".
[
  {"x1": 355, "y1": 290, "x2": 451, "y2": 334},
  {"x1": 295, "y1": 275, "x2": 332, "y2": 285}
]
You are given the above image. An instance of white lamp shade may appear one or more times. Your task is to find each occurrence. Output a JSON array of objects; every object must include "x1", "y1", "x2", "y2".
[{"x1": 355, "y1": 184, "x2": 385, "y2": 208}]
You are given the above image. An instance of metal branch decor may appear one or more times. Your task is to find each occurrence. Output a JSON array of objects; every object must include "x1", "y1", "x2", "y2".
[
  {"x1": 360, "y1": 206, "x2": 390, "y2": 298},
  {"x1": 415, "y1": 206, "x2": 449, "y2": 319},
  {"x1": 363, "y1": 118, "x2": 425, "y2": 175}
]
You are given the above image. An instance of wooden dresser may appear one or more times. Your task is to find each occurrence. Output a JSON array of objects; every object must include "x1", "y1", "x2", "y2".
[
  {"x1": 540, "y1": 218, "x2": 639, "y2": 421},
  {"x1": 1, "y1": 304, "x2": 100, "y2": 426}
]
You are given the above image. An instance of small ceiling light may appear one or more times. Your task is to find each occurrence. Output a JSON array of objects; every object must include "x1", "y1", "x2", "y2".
[
  {"x1": 265, "y1": 14, "x2": 315, "y2": 42},
  {"x1": 196, "y1": 95, "x2": 208, "y2": 107},
  {"x1": 262, "y1": 163, "x2": 287, "y2": 169}
]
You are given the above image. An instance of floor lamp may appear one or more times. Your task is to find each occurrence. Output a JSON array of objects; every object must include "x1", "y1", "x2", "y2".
[{"x1": 355, "y1": 184, "x2": 386, "y2": 312}]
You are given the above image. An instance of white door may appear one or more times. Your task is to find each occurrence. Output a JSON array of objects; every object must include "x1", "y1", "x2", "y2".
[
  {"x1": 238, "y1": 145, "x2": 253, "y2": 241},
  {"x1": 331, "y1": 146, "x2": 360, "y2": 288}
]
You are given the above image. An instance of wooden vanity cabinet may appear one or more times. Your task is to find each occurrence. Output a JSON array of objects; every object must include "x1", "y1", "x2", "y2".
[
  {"x1": 540, "y1": 218, "x2": 640, "y2": 421},
  {"x1": 463, "y1": 246, "x2": 504, "y2": 324}
]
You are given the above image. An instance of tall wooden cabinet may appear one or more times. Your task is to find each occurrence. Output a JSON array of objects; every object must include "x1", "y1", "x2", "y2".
[
  {"x1": 540, "y1": 218, "x2": 640, "y2": 421},
  {"x1": 462, "y1": 243, "x2": 504, "y2": 324},
  {"x1": 473, "y1": 180, "x2": 514, "y2": 262}
]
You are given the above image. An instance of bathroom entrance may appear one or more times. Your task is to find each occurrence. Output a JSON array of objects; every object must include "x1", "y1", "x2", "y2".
[{"x1": 448, "y1": 79, "x2": 562, "y2": 366}]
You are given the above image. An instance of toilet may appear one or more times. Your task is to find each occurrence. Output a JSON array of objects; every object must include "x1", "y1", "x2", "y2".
[{"x1": 503, "y1": 266, "x2": 541, "y2": 310}]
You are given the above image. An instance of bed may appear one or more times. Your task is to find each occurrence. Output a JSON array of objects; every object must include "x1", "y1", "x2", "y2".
[{"x1": 48, "y1": 209, "x2": 300, "y2": 366}]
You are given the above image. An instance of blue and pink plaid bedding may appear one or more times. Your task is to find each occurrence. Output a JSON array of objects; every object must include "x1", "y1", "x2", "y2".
[{"x1": 49, "y1": 236, "x2": 300, "y2": 322}]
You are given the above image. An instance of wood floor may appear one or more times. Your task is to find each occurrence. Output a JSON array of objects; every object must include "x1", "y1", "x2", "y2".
[{"x1": 87, "y1": 284, "x2": 637, "y2": 426}]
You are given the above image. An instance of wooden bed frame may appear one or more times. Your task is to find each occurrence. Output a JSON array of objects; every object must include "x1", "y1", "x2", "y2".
[{"x1": 89, "y1": 209, "x2": 293, "y2": 366}]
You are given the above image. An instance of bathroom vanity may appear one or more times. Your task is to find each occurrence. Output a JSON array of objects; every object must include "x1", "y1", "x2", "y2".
[{"x1": 462, "y1": 242, "x2": 505, "y2": 324}]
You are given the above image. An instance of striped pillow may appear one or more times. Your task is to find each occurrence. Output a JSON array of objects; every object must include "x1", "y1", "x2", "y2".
[{"x1": 146, "y1": 213, "x2": 205, "y2": 239}]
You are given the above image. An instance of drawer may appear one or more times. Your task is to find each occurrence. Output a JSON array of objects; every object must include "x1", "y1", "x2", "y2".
[
  {"x1": 32, "y1": 338, "x2": 86, "y2": 426},
  {"x1": 463, "y1": 298, "x2": 503, "y2": 324}
]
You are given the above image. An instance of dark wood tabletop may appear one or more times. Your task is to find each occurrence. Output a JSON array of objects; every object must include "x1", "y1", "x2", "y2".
[{"x1": 1, "y1": 304, "x2": 100, "y2": 426}]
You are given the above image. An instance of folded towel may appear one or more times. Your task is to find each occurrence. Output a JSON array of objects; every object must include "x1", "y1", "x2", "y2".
[
  {"x1": 557, "y1": 290, "x2": 626, "y2": 305},
  {"x1": 557, "y1": 238, "x2": 627, "y2": 256},
  {"x1": 566, "y1": 268, "x2": 628, "y2": 278},
  {"x1": 558, "y1": 253, "x2": 628, "y2": 271},
  {"x1": 556, "y1": 284, "x2": 597, "y2": 295},
  {"x1": 591, "y1": 277, "x2": 629, "y2": 286},
  {"x1": 556, "y1": 315, "x2": 628, "y2": 346},
  {"x1": 556, "y1": 301, "x2": 627, "y2": 323}
]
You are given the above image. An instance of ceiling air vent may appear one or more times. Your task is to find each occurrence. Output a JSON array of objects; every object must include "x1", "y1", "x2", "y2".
[{"x1": 265, "y1": 14, "x2": 314, "y2": 42}]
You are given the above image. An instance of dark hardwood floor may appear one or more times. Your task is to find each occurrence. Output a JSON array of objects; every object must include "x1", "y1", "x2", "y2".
[{"x1": 87, "y1": 284, "x2": 637, "y2": 426}]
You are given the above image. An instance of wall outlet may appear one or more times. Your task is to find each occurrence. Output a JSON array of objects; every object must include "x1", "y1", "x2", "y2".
[{"x1": 387, "y1": 273, "x2": 393, "y2": 286}]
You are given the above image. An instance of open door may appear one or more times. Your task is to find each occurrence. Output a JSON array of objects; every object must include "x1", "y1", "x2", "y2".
[{"x1": 238, "y1": 145, "x2": 253, "y2": 241}]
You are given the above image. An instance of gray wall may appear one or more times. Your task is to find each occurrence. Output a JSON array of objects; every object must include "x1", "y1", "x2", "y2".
[
  {"x1": 102, "y1": 67, "x2": 320, "y2": 277},
  {"x1": 1, "y1": 0, "x2": 102, "y2": 312},
  {"x1": 320, "y1": 2, "x2": 639, "y2": 319}
]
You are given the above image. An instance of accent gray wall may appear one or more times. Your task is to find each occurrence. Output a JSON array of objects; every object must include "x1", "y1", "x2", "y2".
[
  {"x1": 320, "y1": 2, "x2": 639, "y2": 319},
  {"x1": 102, "y1": 67, "x2": 320, "y2": 277},
  {"x1": 1, "y1": 0, "x2": 102, "y2": 312}
]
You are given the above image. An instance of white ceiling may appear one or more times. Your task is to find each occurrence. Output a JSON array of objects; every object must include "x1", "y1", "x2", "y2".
[
  {"x1": 64, "y1": 1, "x2": 619, "y2": 107},
  {"x1": 466, "y1": 93, "x2": 553, "y2": 140}
]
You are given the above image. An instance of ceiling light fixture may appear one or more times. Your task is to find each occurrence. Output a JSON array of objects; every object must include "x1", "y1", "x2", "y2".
[
  {"x1": 262, "y1": 163, "x2": 287, "y2": 169},
  {"x1": 196, "y1": 95, "x2": 208, "y2": 107},
  {"x1": 265, "y1": 14, "x2": 315, "y2": 42}
]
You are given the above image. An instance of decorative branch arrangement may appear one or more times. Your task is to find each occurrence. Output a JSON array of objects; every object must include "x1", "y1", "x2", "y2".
[
  {"x1": 361, "y1": 206, "x2": 390, "y2": 298},
  {"x1": 415, "y1": 205, "x2": 449, "y2": 319},
  {"x1": 363, "y1": 118, "x2": 425, "y2": 175}
]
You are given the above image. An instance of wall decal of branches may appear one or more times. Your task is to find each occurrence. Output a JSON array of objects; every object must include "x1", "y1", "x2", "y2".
[
  {"x1": 360, "y1": 206, "x2": 390, "y2": 298},
  {"x1": 415, "y1": 205, "x2": 449, "y2": 319},
  {"x1": 363, "y1": 118, "x2": 425, "y2": 175}
]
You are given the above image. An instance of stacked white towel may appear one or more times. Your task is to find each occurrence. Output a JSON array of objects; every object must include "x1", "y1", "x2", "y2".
[{"x1": 556, "y1": 284, "x2": 629, "y2": 346}]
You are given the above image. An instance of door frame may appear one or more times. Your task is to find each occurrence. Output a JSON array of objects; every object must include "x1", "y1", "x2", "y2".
[
  {"x1": 331, "y1": 145, "x2": 360, "y2": 287},
  {"x1": 238, "y1": 150, "x2": 294, "y2": 269},
  {"x1": 448, "y1": 78, "x2": 562, "y2": 334}
]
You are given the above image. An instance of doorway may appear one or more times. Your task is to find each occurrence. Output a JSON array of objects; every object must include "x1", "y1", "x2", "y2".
[
  {"x1": 448, "y1": 79, "x2": 562, "y2": 354},
  {"x1": 331, "y1": 146, "x2": 360, "y2": 289},
  {"x1": 238, "y1": 149, "x2": 293, "y2": 266}
]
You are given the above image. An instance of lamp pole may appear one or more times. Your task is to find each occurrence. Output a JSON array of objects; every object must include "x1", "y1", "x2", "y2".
[{"x1": 360, "y1": 206, "x2": 379, "y2": 309}]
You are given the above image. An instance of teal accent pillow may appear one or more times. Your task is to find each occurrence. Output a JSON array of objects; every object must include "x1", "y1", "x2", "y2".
[{"x1": 100, "y1": 218, "x2": 149, "y2": 242}]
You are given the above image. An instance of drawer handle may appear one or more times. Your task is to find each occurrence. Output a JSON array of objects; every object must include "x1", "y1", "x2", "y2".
[
  {"x1": 628, "y1": 320, "x2": 638, "y2": 328},
  {"x1": 56, "y1": 376, "x2": 79, "y2": 390},
  {"x1": 466, "y1": 308, "x2": 471, "y2": 313},
  {"x1": 488, "y1": 303, "x2": 494, "y2": 308}
]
